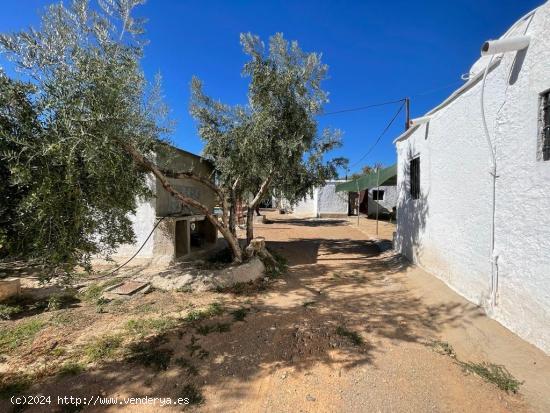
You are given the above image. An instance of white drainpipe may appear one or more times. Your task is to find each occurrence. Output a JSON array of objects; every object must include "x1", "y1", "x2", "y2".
[{"x1": 479, "y1": 35, "x2": 530, "y2": 309}]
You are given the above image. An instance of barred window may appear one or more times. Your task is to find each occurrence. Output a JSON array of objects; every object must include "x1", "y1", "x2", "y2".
[
  {"x1": 410, "y1": 157, "x2": 420, "y2": 199},
  {"x1": 372, "y1": 190, "x2": 384, "y2": 201},
  {"x1": 541, "y1": 90, "x2": 550, "y2": 161}
]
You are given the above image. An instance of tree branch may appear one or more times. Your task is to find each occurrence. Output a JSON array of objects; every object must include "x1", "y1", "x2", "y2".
[
  {"x1": 159, "y1": 168, "x2": 223, "y2": 201},
  {"x1": 121, "y1": 142, "x2": 218, "y2": 224},
  {"x1": 249, "y1": 171, "x2": 273, "y2": 209}
]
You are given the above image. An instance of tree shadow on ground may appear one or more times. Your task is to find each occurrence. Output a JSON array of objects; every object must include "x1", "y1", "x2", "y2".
[
  {"x1": 266, "y1": 218, "x2": 348, "y2": 227},
  {"x1": 2, "y1": 225, "x2": 483, "y2": 412}
]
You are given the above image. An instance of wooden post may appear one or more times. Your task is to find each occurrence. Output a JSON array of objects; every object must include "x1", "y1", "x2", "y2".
[
  {"x1": 356, "y1": 181, "x2": 360, "y2": 226},
  {"x1": 376, "y1": 167, "x2": 380, "y2": 236},
  {"x1": 405, "y1": 97, "x2": 410, "y2": 131}
]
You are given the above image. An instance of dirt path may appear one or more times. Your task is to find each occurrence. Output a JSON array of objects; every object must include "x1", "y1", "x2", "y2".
[{"x1": 6, "y1": 214, "x2": 545, "y2": 412}]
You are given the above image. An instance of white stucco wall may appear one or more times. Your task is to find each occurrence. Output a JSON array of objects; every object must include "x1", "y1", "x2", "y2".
[
  {"x1": 111, "y1": 175, "x2": 157, "y2": 259},
  {"x1": 318, "y1": 181, "x2": 349, "y2": 216},
  {"x1": 395, "y1": 4, "x2": 550, "y2": 354},
  {"x1": 367, "y1": 185, "x2": 398, "y2": 215},
  {"x1": 292, "y1": 191, "x2": 317, "y2": 216},
  {"x1": 291, "y1": 180, "x2": 348, "y2": 217}
]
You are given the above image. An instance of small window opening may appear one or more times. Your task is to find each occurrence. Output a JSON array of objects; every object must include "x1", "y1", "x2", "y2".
[
  {"x1": 410, "y1": 157, "x2": 420, "y2": 199},
  {"x1": 372, "y1": 190, "x2": 385, "y2": 201},
  {"x1": 540, "y1": 90, "x2": 550, "y2": 161}
]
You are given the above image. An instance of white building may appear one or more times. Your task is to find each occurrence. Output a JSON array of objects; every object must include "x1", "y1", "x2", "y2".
[
  {"x1": 110, "y1": 146, "x2": 218, "y2": 265},
  {"x1": 289, "y1": 180, "x2": 349, "y2": 217},
  {"x1": 365, "y1": 185, "x2": 398, "y2": 217},
  {"x1": 394, "y1": 4, "x2": 550, "y2": 354}
]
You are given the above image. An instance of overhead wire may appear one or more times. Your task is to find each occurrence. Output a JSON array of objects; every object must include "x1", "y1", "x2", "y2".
[
  {"x1": 349, "y1": 101, "x2": 405, "y2": 169},
  {"x1": 319, "y1": 98, "x2": 405, "y2": 116}
]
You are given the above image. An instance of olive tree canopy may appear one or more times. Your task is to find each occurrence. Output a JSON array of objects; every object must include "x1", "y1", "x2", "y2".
[{"x1": 191, "y1": 33, "x2": 347, "y2": 242}]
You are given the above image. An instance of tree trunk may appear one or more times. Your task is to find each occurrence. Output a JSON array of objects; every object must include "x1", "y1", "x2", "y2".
[
  {"x1": 229, "y1": 190, "x2": 236, "y2": 237},
  {"x1": 245, "y1": 173, "x2": 272, "y2": 247},
  {"x1": 246, "y1": 206, "x2": 254, "y2": 245},
  {"x1": 216, "y1": 220, "x2": 242, "y2": 263}
]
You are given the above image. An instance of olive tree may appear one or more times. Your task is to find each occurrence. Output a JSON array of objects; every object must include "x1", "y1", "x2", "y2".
[
  {"x1": 191, "y1": 33, "x2": 346, "y2": 243},
  {"x1": 0, "y1": 0, "x2": 244, "y2": 273}
]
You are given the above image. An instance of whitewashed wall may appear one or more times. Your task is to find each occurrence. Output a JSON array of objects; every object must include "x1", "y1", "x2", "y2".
[
  {"x1": 111, "y1": 175, "x2": 157, "y2": 259},
  {"x1": 367, "y1": 185, "x2": 398, "y2": 215},
  {"x1": 292, "y1": 191, "x2": 317, "y2": 215},
  {"x1": 291, "y1": 180, "x2": 348, "y2": 217},
  {"x1": 318, "y1": 181, "x2": 349, "y2": 216},
  {"x1": 395, "y1": 4, "x2": 550, "y2": 354}
]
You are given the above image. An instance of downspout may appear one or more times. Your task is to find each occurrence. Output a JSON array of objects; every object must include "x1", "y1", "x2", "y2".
[
  {"x1": 480, "y1": 56, "x2": 499, "y2": 309},
  {"x1": 479, "y1": 35, "x2": 530, "y2": 309}
]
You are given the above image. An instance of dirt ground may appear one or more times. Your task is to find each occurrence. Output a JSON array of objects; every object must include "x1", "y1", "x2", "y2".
[{"x1": 1, "y1": 213, "x2": 549, "y2": 412}]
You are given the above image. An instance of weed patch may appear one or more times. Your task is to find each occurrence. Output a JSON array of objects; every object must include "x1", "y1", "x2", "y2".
[
  {"x1": 58, "y1": 362, "x2": 85, "y2": 376},
  {"x1": 460, "y1": 361, "x2": 523, "y2": 393},
  {"x1": 127, "y1": 342, "x2": 173, "y2": 371},
  {"x1": 0, "y1": 319, "x2": 45, "y2": 352},
  {"x1": 125, "y1": 317, "x2": 178, "y2": 336},
  {"x1": 195, "y1": 322, "x2": 231, "y2": 336},
  {"x1": 431, "y1": 340, "x2": 456, "y2": 358},
  {"x1": 336, "y1": 326, "x2": 363, "y2": 346},
  {"x1": 185, "y1": 302, "x2": 223, "y2": 322},
  {"x1": 78, "y1": 278, "x2": 122, "y2": 303},
  {"x1": 85, "y1": 335, "x2": 123, "y2": 362},
  {"x1": 133, "y1": 303, "x2": 156, "y2": 314},
  {"x1": 186, "y1": 335, "x2": 208, "y2": 359},
  {"x1": 264, "y1": 249, "x2": 288, "y2": 278},
  {"x1": 231, "y1": 307, "x2": 250, "y2": 321},
  {"x1": 47, "y1": 292, "x2": 78, "y2": 311},
  {"x1": 0, "y1": 376, "x2": 30, "y2": 399},
  {"x1": 0, "y1": 303, "x2": 22, "y2": 320}
]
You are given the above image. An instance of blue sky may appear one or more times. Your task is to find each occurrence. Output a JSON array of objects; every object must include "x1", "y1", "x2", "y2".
[{"x1": 0, "y1": 0, "x2": 542, "y2": 175}]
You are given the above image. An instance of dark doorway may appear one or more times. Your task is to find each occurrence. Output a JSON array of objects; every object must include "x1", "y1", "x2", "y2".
[
  {"x1": 359, "y1": 190, "x2": 368, "y2": 215},
  {"x1": 175, "y1": 220, "x2": 190, "y2": 257}
]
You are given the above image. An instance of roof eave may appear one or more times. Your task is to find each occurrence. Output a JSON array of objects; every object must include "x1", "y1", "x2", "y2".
[{"x1": 393, "y1": 57, "x2": 502, "y2": 144}]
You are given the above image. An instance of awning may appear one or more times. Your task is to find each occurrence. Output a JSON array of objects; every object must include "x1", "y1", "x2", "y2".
[{"x1": 335, "y1": 164, "x2": 397, "y2": 192}]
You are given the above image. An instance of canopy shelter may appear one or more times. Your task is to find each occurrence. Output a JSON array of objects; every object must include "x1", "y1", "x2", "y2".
[{"x1": 335, "y1": 164, "x2": 397, "y2": 193}]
